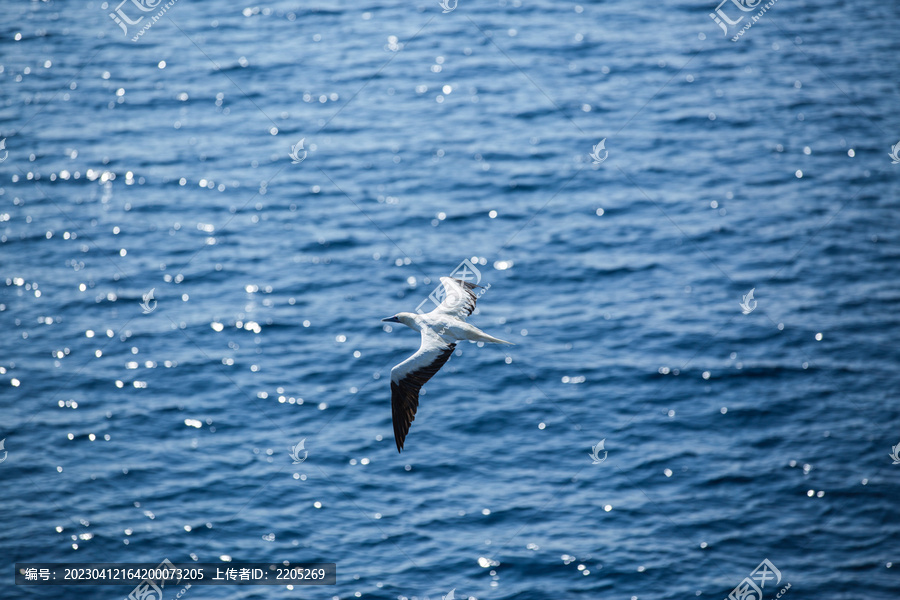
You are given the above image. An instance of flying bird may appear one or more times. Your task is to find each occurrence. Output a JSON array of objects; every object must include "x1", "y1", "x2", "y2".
[{"x1": 383, "y1": 277, "x2": 513, "y2": 452}]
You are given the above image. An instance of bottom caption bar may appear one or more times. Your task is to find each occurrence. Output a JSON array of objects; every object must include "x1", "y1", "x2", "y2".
[{"x1": 15, "y1": 562, "x2": 336, "y2": 585}]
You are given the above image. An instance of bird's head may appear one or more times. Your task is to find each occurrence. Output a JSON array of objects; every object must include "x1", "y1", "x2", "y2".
[{"x1": 382, "y1": 312, "x2": 415, "y2": 325}]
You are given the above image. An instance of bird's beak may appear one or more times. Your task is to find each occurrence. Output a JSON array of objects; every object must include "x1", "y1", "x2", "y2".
[{"x1": 382, "y1": 316, "x2": 400, "y2": 323}]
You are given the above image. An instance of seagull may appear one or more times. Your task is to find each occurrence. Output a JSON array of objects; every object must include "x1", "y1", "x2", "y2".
[{"x1": 382, "y1": 277, "x2": 513, "y2": 452}]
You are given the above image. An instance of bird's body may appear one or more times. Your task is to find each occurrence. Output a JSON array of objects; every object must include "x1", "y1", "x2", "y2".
[
  {"x1": 383, "y1": 277, "x2": 513, "y2": 452},
  {"x1": 393, "y1": 311, "x2": 512, "y2": 345}
]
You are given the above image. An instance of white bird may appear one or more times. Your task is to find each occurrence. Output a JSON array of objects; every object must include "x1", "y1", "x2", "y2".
[{"x1": 382, "y1": 277, "x2": 513, "y2": 452}]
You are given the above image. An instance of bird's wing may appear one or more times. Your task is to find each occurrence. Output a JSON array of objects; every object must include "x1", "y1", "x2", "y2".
[
  {"x1": 390, "y1": 329, "x2": 456, "y2": 452},
  {"x1": 431, "y1": 276, "x2": 478, "y2": 320}
]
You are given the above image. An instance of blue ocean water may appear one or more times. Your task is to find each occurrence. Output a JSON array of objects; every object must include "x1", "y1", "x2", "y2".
[{"x1": 2, "y1": 0, "x2": 899, "y2": 598}]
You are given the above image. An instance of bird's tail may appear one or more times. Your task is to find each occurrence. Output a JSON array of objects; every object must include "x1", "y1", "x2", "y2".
[
  {"x1": 463, "y1": 324, "x2": 515, "y2": 345},
  {"x1": 481, "y1": 333, "x2": 515, "y2": 345}
]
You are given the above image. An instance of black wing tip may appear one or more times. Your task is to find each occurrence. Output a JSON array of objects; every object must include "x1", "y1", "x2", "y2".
[
  {"x1": 445, "y1": 279, "x2": 478, "y2": 315},
  {"x1": 449, "y1": 277, "x2": 481, "y2": 290},
  {"x1": 391, "y1": 380, "x2": 413, "y2": 454}
]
